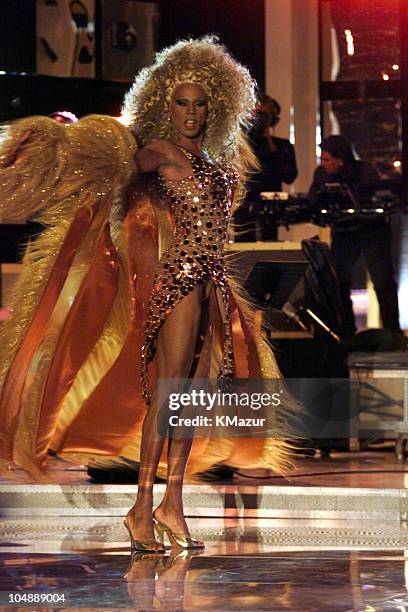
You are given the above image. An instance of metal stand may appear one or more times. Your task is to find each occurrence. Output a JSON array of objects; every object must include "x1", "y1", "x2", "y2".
[{"x1": 348, "y1": 352, "x2": 408, "y2": 457}]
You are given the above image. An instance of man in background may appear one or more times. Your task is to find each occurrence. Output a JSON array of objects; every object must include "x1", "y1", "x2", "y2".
[
  {"x1": 235, "y1": 95, "x2": 298, "y2": 241},
  {"x1": 308, "y1": 135, "x2": 401, "y2": 337}
]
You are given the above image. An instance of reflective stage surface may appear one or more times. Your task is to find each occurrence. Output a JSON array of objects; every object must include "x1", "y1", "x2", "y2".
[
  {"x1": 2, "y1": 517, "x2": 408, "y2": 610},
  {"x1": 3, "y1": 452, "x2": 408, "y2": 609}
]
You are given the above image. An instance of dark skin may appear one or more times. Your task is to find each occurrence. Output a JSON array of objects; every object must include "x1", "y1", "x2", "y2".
[
  {"x1": 136, "y1": 82, "x2": 208, "y2": 177},
  {"x1": 125, "y1": 83, "x2": 209, "y2": 548}
]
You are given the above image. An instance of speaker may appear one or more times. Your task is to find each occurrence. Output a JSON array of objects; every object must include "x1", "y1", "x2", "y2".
[
  {"x1": 100, "y1": 1, "x2": 158, "y2": 82},
  {"x1": 36, "y1": 0, "x2": 96, "y2": 78}
]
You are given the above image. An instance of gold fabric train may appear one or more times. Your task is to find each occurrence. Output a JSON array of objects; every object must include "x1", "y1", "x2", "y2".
[{"x1": 0, "y1": 115, "x2": 293, "y2": 482}]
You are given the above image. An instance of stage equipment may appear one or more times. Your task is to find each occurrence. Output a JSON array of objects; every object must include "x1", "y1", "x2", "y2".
[
  {"x1": 258, "y1": 192, "x2": 312, "y2": 229},
  {"x1": 226, "y1": 241, "x2": 307, "y2": 308},
  {"x1": 100, "y1": 1, "x2": 158, "y2": 82},
  {"x1": 226, "y1": 241, "x2": 348, "y2": 454},
  {"x1": 312, "y1": 182, "x2": 403, "y2": 228},
  {"x1": 257, "y1": 186, "x2": 404, "y2": 229},
  {"x1": 348, "y1": 351, "x2": 408, "y2": 458},
  {"x1": 226, "y1": 240, "x2": 341, "y2": 341},
  {"x1": 301, "y1": 236, "x2": 344, "y2": 340},
  {"x1": 36, "y1": 0, "x2": 96, "y2": 78}
]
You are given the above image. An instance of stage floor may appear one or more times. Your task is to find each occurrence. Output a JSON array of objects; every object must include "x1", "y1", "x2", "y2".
[
  {"x1": 2, "y1": 449, "x2": 408, "y2": 488},
  {"x1": 2, "y1": 451, "x2": 408, "y2": 610},
  {"x1": 2, "y1": 519, "x2": 408, "y2": 610}
]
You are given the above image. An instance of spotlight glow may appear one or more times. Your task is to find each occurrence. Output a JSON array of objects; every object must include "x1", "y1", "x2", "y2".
[
  {"x1": 394, "y1": 160, "x2": 401, "y2": 168},
  {"x1": 392, "y1": 64, "x2": 399, "y2": 70},
  {"x1": 116, "y1": 109, "x2": 132, "y2": 126},
  {"x1": 344, "y1": 29, "x2": 354, "y2": 56},
  {"x1": 382, "y1": 73, "x2": 390, "y2": 81}
]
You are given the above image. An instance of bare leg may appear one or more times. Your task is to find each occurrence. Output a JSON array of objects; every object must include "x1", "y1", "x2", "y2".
[
  {"x1": 125, "y1": 285, "x2": 203, "y2": 545},
  {"x1": 153, "y1": 432, "x2": 195, "y2": 536}
]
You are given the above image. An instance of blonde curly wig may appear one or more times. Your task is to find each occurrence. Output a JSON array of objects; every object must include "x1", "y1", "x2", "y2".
[{"x1": 122, "y1": 35, "x2": 258, "y2": 175}]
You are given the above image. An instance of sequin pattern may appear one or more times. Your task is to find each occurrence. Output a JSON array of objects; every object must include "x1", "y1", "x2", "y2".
[{"x1": 141, "y1": 149, "x2": 239, "y2": 404}]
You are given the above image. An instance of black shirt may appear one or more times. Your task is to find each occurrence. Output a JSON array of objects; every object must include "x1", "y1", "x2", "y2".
[
  {"x1": 308, "y1": 160, "x2": 383, "y2": 232},
  {"x1": 247, "y1": 135, "x2": 298, "y2": 200}
]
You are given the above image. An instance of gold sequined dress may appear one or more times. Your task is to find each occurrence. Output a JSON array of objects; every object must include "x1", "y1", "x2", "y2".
[
  {"x1": 0, "y1": 115, "x2": 294, "y2": 482},
  {"x1": 141, "y1": 148, "x2": 238, "y2": 403}
]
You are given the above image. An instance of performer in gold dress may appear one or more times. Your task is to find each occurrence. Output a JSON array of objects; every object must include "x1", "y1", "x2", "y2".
[{"x1": 0, "y1": 37, "x2": 294, "y2": 551}]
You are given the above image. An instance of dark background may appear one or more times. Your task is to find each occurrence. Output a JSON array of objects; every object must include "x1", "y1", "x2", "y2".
[{"x1": 0, "y1": 0, "x2": 265, "y2": 121}]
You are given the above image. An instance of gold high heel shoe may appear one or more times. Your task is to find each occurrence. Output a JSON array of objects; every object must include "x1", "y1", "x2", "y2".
[
  {"x1": 153, "y1": 518, "x2": 205, "y2": 550},
  {"x1": 123, "y1": 519, "x2": 165, "y2": 553}
]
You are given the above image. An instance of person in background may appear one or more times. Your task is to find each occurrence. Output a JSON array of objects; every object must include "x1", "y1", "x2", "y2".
[
  {"x1": 249, "y1": 95, "x2": 298, "y2": 194},
  {"x1": 236, "y1": 95, "x2": 297, "y2": 241},
  {"x1": 308, "y1": 134, "x2": 401, "y2": 337}
]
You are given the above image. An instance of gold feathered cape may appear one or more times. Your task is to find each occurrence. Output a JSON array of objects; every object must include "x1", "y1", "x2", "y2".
[{"x1": 0, "y1": 115, "x2": 292, "y2": 482}]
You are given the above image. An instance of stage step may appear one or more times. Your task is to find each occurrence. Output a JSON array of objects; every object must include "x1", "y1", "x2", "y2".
[
  {"x1": 2, "y1": 517, "x2": 408, "y2": 553},
  {"x1": 1, "y1": 483, "x2": 408, "y2": 520}
]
